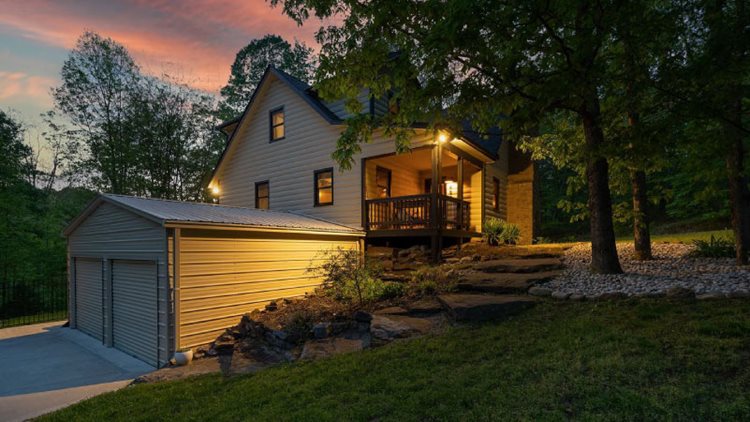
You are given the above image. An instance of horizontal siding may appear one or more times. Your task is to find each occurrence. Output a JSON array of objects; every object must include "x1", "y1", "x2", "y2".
[
  {"x1": 214, "y1": 73, "x2": 435, "y2": 229},
  {"x1": 177, "y1": 229, "x2": 360, "y2": 348},
  {"x1": 68, "y1": 202, "x2": 165, "y2": 260},
  {"x1": 485, "y1": 140, "x2": 508, "y2": 222}
]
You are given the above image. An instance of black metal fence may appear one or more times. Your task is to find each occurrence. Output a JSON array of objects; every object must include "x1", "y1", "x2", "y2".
[{"x1": 1, "y1": 273, "x2": 68, "y2": 329}]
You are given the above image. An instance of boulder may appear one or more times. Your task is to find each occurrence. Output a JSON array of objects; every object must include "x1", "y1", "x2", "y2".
[
  {"x1": 374, "y1": 306, "x2": 409, "y2": 315},
  {"x1": 405, "y1": 298, "x2": 444, "y2": 315},
  {"x1": 370, "y1": 314, "x2": 433, "y2": 341},
  {"x1": 472, "y1": 258, "x2": 563, "y2": 274},
  {"x1": 313, "y1": 322, "x2": 331, "y2": 339},
  {"x1": 528, "y1": 286, "x2": 553, "y2": 297},
  {"x1": 457, "y1": 271, "x2": 561, "y2": 294},
  {"x1": 551, "y1": 291, "x2": 570, "y2": 300},
  {"x1": 353, "y1": 310, "x2": 373, "y2": 323},
  {"x1": 437, "y1": 294, "x2": 536, "y2": 322}
]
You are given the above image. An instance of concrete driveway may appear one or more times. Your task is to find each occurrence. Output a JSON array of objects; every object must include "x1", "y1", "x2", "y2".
[{"x1": 0, "y1": 321, "x2": 153, "y2": 421}]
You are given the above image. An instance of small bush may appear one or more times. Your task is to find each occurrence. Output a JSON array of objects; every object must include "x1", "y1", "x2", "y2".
[
  {"x1": 482, "y1": 217, "x2": 521, "y2": 245},
  {"x1": 284, "y1": 310, "x2": 315, "y2": 341},
  {"x1": 379, "y1": 282, "x2": 406, "y2": 300},
  {"x1": 407, "y1": 266, "x2": 456, "y2": 296},
  {"x1": 308, "y1": 248, "x2": 386, "y2": 306},
  {"x1": 691, "y1": 235, "x2": 736, "y2": 258}
]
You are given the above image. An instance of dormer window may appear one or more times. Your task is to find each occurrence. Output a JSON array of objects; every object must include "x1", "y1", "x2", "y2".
[{"x1": 270, "y1": 107, "x2": 285, "y2": 141}]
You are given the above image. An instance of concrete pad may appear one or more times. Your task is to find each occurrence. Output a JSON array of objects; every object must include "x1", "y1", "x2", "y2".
[
  {"x1": 0, "y1": 321, "x2": 153, "y2": 422},
  {"x1": 437, "y1": 294, "x2": 537, "y2": 322}
]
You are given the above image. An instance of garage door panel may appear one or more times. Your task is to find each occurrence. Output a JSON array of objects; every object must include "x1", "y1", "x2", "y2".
[
  {"x1": 75, "y1": 258, "x2": 103, "y2": 341},
  {"x1": 113, "y1": 260, "x2": 157, "y2": 367}
]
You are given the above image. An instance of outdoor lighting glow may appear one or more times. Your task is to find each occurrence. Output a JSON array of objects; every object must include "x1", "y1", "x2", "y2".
[
  {"x1": 211, "y1": 185, "x2": 220, "y2": 195},
  {"x1": 444, "y1": 180, "x2": 458, "y2": 198},
  {"x1": 438, "y1": 133, "x2": 448, "y2": 143}
]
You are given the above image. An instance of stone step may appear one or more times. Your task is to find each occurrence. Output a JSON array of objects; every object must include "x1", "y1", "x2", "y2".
[
  {"x1": 472, "y1": 258, "x2": 563, "y2": 274},
  {"x1": 456, "y1": 270, "x2": 562, "y2": 294},
  {"x1": 437, "y1": 294, "x2": 537, "y2": 322}
]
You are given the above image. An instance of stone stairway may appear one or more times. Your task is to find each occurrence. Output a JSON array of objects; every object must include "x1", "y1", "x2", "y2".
[{"x1": 437, "y1": 255, "x2": 565, "y2": 322}]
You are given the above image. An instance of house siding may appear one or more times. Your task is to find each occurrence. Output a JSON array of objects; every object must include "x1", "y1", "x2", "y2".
[
  {"x1": 67, "y1": 202, "x2": 170, "y2": 366},
  {"x1": 214, "y1": 74, "x2": 433, "y2": 229},
  {"x1": 484, "y1": 139, "x2": 509, "y2": 223},
  {"x1": 174, "y1": 228, "x2": 360, "y2": 348}
]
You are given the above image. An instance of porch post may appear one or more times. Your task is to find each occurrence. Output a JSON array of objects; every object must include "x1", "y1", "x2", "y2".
[
  {"x1": 431, "y1": 143, "x2": 442, "y2": 263},
  {"x1": 457, "y1": 156, "x2": 464, "y2": 248}
]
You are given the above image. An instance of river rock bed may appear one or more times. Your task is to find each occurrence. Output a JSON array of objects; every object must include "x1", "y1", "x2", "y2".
[{"x1": 541, "y1": 242, "x2": 750, "y2": 299}]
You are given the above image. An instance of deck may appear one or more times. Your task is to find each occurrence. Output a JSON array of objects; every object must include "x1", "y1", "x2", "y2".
[{"x1": 365, "y1": 194, "x2": 475, "y2": 237}]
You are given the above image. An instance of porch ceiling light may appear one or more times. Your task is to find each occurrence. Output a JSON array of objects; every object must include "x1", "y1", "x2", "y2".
[{"x1": 211, "y1": 184, "x2": 220, "y2": 195}]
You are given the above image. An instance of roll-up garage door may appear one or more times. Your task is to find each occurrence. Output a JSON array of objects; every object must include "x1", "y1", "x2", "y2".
[
  {"x1": 75, "y1": 258, "x2": 103, "y2": 341},
  {"x1": 112, "y1": 260, "x2": 158, "y2": 366}
]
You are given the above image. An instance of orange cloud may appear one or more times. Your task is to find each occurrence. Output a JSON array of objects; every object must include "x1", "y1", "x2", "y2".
[{"x1": 0, "y1": 71, "x2": 55, "y2": 104}]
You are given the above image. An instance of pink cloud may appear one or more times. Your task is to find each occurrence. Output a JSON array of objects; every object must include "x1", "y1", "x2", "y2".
[
  {"x1": 0, "y1": 71, "x2": 55, "y2": 104},
  {"x1": 0, "y1": 0, "x2": 328, "y2": 93}
]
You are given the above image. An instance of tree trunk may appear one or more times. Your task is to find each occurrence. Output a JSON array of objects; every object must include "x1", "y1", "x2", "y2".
[
  {"x1": 581, "y1": 100, "x2": 623, "y2": 274},
  {"x1": 725, "y1": 119, "x2": 750, "y2": 266},
  {"x1": 630, "y1": 169, "x2": 653, "y2": 260}
]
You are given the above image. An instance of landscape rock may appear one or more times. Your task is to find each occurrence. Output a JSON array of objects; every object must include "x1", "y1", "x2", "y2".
[
  {"x1": 354, "y1": 310, "x2": 373, "y2": 322},
  {"x1": 405, "y1": 298, "x2": 444, "y2": 315},
  {"x1": 569, "y1": 293, "x2": 585, "y2": 301},
  {"x1": 370, "y1": 314, "x2": 433, "y2": 341},
  {"x1": 313, "y1": 322, "x2": 330, "y2": 339},
  {"x1": 457, "y1": 270, "x2": 561, "y2": 294},
  {"x1": 528, "y1": 286, "x2": 553, "y2": 297},
  {"x1": 473, "y1": 258, "x2": 563, "y2": 274},
  {"x1": 551, "y1": 291, "x2": 570, "y2": 300},
  {"x1": 374, "y1": 306, "x2": 409, "y2": 315},
  {"x1": 437, "y1": 294, "x2": 536, "y2": 322},
  {"x1": 666, "y1": 286, "x2": 696, "y2": 299}
]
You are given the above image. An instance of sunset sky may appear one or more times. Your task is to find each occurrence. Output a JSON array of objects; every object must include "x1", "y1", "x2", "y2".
[{"x1": 0, "y1": 0, "x2": 323, "y2": 131}]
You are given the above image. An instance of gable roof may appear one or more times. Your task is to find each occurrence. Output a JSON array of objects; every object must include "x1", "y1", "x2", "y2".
[
  {"x1": 211, "y1": 66, "x2": 504, "y2": 182},
  {"x1": 64, "y1": 194, "x2": 364, "y2": 236}
]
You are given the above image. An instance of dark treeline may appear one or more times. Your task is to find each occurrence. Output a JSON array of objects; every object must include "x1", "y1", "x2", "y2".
[{"x1": 1, "y1": 31, "x2": 315, "y2": 279}]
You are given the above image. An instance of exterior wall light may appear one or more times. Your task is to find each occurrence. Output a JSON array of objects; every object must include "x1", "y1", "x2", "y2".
[{"x1": 438, "y1": 133, "x2": 448, "y2": 143}]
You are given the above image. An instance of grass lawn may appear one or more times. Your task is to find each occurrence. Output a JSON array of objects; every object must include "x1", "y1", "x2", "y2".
[
  {"x1": 40, "y1": 299, "x2": 750, "y2": 421},
  {"x1": 616, "y1": 229, "x2": 734, "y2": 245}
]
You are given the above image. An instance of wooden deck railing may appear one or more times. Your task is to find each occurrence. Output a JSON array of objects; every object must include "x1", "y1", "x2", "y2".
[{"x1": 366, "y1": 194, "x2": 470, "y2": 231}]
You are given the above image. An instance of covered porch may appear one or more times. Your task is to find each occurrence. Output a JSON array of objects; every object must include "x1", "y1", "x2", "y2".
[{"x1": 362, "y1": 141, "x2": 485, "y2": 240}]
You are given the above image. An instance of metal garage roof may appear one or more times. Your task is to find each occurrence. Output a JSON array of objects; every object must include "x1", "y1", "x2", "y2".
[{"x1": 64, "y1": 194, "x2": 364, "y2": 236}]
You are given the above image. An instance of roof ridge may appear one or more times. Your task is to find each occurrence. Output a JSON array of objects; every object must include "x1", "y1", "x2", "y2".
[{"x1": 103, "y1": 193, "x2": 278, "y2": 212}]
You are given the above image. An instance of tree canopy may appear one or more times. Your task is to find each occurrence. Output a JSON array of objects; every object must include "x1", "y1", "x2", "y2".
[{"x1": 218, "y1": 34, "x2": 315, "y2": 120}]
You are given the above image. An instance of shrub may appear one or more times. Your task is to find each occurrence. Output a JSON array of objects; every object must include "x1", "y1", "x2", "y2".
[
  {"x1": 308, "y1": 248, "x2": 386, "y2": 306},
  {"x1": 691, "y1": 235, "x2": 736, "y2": 258},
  {"x1": 407, "y1": 266, "x2": 456, "y2": 297},
  {"x1": 379, "y1": 282, "x2": 405, "y2": 300},
  {"x1": 482, "y1": 217, "x2": 521, "y2": 245}
]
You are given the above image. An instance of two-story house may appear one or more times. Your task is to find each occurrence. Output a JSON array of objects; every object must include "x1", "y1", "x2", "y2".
[{"x1": 210, "y1": 66, "x2": 538, "y2": 255}]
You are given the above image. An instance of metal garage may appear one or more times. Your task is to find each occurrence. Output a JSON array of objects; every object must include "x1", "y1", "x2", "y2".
[{"x1": 64, "y1": 194, "x2": 363, "y2": 367}]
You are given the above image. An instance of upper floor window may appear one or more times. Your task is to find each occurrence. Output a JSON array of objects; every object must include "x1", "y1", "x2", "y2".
[
  {"x1": 314, "y1": 168, "x2": 334, "y2": 206},
  {"x1": 492, "y1": 177, "x2": 500, "y2": 211},
  {"x1": 269, "y1": 107, "x2": 285, "y2": 141},
  {"x1": 255, "y1": 181, "x2": 269, "y2": 209}
]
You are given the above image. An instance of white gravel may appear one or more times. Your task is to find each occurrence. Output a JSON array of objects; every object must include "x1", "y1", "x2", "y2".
[{"x1": 543, "y1": 242, "x2": 750, "y2": 299}]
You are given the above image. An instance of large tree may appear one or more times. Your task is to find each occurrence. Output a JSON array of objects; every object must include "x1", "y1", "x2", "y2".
[
  {"x1": 218, "y1": 34, "x2": 315, "y2": 120},
  {"x1": 274, "y1": 0, "x2": 636, "y2": 273},
  {"x1": 52, "y1": 31, "x2": 221, "y2": 200},
  {"x1": 657, "y1": 0, "x2": 750, "y2": 264}
]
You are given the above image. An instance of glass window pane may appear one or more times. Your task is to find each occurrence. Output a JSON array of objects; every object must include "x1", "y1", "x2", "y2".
[
  {"x1": 317, "y1": 171, "x2": 332, "y2": 188},
  {"x1": 257, "y1": 183, "x2": 268, "y2": 197},
  {"x1": 273, "y1": 125, "x2": 284, "y2": 140},
  {"x1": 272, "y1": 110, "x2": 284, "y2": 125},
  {"x1": 257, "y1": 198, "x2": 269, "y2": 209},
  {"x1": 318, "y1": 188, "x2": 332, "y2": 204}
]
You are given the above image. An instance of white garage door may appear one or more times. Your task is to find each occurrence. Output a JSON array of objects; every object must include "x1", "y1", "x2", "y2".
[
  {"x1": 75, "y1": 258, "x2": 103, "y2": 341},
  {"x1": 112, "y1": 260, "x2": 158, "y2": 367}
]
